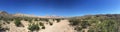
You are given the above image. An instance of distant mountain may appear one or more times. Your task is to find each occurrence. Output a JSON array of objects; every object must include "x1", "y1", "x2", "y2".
[
  {"x1": 0, "y1": 11, "x2": 65, "y2": 19},
  {"x1": 13, "y1": 13, "x2": 38, "y2": 17},
  {"x1": 0, "y1": 11, "x2": 14, "y2": 18},
  {"x1": 0, "y1": 11, "x2": 9, "y2": 16}
]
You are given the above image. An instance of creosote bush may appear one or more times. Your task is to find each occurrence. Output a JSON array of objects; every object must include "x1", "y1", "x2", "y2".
[
  {"x1": 39, "y1": 22, "x2": 45, "y2": 29},
  {"x1": 42, "y1": 26, "x2": 45, "y2": 29},
  {"x1": 34, "y1": 18, "x2": 39, "y2": 21},
  {"x1": 39, "y1": 18, "x2": 49, "y2": 22},
  {"x1": 39, "y1": 22, "x2": 44, "y2": 26},
  {"x1": 28, "y1": 19, "x2": 33, "y2": 23},
  {"x1": 69, "y1": 19, "x2": 80, "y2": 26},
  {"x1": 28, "y1": 24, "x2": 40, "y2": 31},
  {"x1": 14, "y1": 19, "x2": 22, "y2": 27},
  {"x1": 49, "y1": 22, "x2": 53, "y2": 25},
  {"x1": 56, "y1": 19, "x2": 60, "y2": 22},
  {"x1": 69, "y1": 15, "x2": 118, "y2": 32}
]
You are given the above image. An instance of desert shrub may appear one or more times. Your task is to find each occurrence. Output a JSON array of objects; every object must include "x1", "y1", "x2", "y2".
[
  {"x1": 69, "y1": 15, "x2": 119, "y2": 32},
  {"x1": 0, "y1": 18, "x2": 1, "y2": 20},
  {"x1": 24, "y1": 18, "x2": 31, "y2": 21},
  {"x1": 39, "y1": 22, "x2": 45, "y2": 29},
  {"x1": 24, "y1": 18, "x2": 28, "y2": 21},
  {"x1": 9, "y1": 18, "x2": 14, "y2": 21},
  {"x1": 81, "y1": 21, "x2": 90, "y2": 28},
  {"x1": 0, "y1": 17, "x2": 4, "y2": 20},
  {"x1": 53, "y1": 19, "x2": 55, "y2": 21},
  {"x1": 2, "y1": 18, "x2": 10, "y2": 24},
  {"x1": 74, "y1": 26, "x2": 82, "y2": 31},
  {"x1": 14, "y1": 19, "x2": 22, "y2": 27},
  {"x1": 42, "y1": 26, "x2": 45, "y2": 29},
  {"x1": 43, "y1": 18, "x2": 49, "y2": 22},
  {"x1": 56, "y1": 19, "x2": 60, "y2": 22},
  {"x1": 23, "y1": 17, "x2": 30, "y2": 21},
  {"x1": 49, "y1": 22, "x2": 53, "y2": 25},
  {"x1": 0, "y1": 24, "x2": 1, "y2": 29},
  {"x1": 39, "y1": 22, "x2": 44, "y2": 26},
  {"x1": 39, "y1": 18, "x2": 49, "y2": 22},
  {"x1": 88, "y1": 29, "x2": 94, "y2": 32},
  {"x1": 34, "y1": 18, "x2": 39, "y2": 21},
  {"x1": 45, "y1": 19, "x2": 49, "y2": 22},
  {"x1": 28, "y1": 19, "x2": 33, "y2": 23},
  {"x1": 28, "y1": 24, "x2": 40, "y2": 31},
  {"x1": 69, "y1": 19, "x2": 80, "y2": 26},
  {"x1": 0, "y1": 24, "x2": 9, "y2": 31},
  {"x1": 87, "y1": 19, "x2": 117, "y2": 32},
  {"x1": 28, "y1": 20, "x2": 32, "y2": 23}
]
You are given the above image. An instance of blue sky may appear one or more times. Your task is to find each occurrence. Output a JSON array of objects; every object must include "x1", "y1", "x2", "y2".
[{"x1": 0, "y1": 0, "x2": 120, "y2": 16}]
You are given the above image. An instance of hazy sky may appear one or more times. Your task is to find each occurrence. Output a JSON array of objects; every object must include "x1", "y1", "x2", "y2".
[{"x1": 0, "y1": 0, "x2": 120, "y2": 16}]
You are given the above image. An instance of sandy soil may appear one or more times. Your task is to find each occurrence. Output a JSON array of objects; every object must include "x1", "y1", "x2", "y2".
[
  {"x1": 2, "y1": 20, "x2": 76, "y2": 32},
  {"x1": 39, "y1": 20, "x2": 76, "y2": 32},
  {"x1": 2, "y1": 21, "x2": 29, "y2": 32}
]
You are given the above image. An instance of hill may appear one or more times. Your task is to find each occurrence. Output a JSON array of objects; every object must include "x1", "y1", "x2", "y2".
[{"x1": 69, "y1": 14, "x2": 120, "y2": 32}]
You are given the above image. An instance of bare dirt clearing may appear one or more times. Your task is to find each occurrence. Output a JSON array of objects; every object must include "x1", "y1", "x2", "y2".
[{"x1": 39, "y1": 20, "x2": 76, "y2": 32}]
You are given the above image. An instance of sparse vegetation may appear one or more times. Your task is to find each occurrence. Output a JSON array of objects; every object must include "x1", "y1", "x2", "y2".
[
  {"x1": 39, "y1": 22, "x2": 44, "y2": 26},
  {"x1": 69, "y1": 19, "x2": 80, "y2": 26},
  {"x1": 1, "y1": 11, "x2": 120, "y2": 32},
  {"x1": 0, "y1": 23, "x2": 9, "y2": 32},
  {"x1": 49, "y1": 22, "x2": 53, "y2": 25},
  {"x1": 14, "y1": 19, "x2": 22, "y2": 27},
  {"x1": 56, "y1": 19, "x2": 61, "y2": 22},
  {"x1": 69, "y1": 15, "x2": 119, "y2": 32},
  {"x1": 34, "y1": 18, "x2": 39, "y2": 21},
  {"x1": 39, "y1": 18, "x2": 49, "y2": 22},
  {"x1": 28, "y1": 19, "x2": 33, "y2": 23},
  {"x1": 39, "y1": 22, "x2": 45, "y2": 29},
  {"x1": 28, "y1": 23, "x2": 40, "y2": 31},
  {"x1": 42, "y1": 26, "x2": 45, "y2": 29}
]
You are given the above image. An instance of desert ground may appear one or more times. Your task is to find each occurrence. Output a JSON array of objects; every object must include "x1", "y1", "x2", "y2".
[
  {"x1": 0, "y1": 11, "x2": 119, "y2": 32},
  {"x1": 1, "y1": 19, "x2": 76, "y2": 32}
]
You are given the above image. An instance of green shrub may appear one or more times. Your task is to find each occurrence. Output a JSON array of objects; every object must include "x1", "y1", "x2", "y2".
[
  {"x1": 81, "y1": 21, "x2": 90, "y2": 28},
  {"x1": 14, "y1": 19, "x2": 22, "y2": 27},
  {"x1": 10, "y1": 18, "x2": 14, "y2": 21},
  {"x1": 24, "y1": 19, "x2": 28, "y2": 21},
  {"x1": 28, "y1": 24, "x2": 40, "y2": 31},
  {"x1": 0, "y1": 24, "x2": 9, "y2": 31},
  {"x1": 74, "y1": 26, "x2": 82, "y2": 31},
  {"x1": 69, "y1": 15, "x2": 118, "y2": 32},
  {"x1": 39, "y1": 22, "x2": 44, "y2": 26},
  {"x1": 56, "y1": 19, "x2": 60, "y2": 22},
  {"x1": 45, "y1": 19, "x2": 49, "y2": 22},
  {"x1": 39, "y1": 22, "x2": 45, "y2": 29},
  {"x1": 2, "y1": 18, "x2": 10, "y2": 23},
  {"x1": 42, "y1": 26, "x2": 45, "y2": 29},
  {"x1": 69, "y1": 19, "x2": 80, "y2": 26},
  {"x1": 43, "y1": 18, "x2": 49, "y2": 22},
  {"x1": 28, "y1": 19, "x2": 33, "y2": 23},
  {"x1": 34, "y1": 18, "x2": 39, "y2": 21},
  {"x1": 39, "y1": 18, "x2": 49, "y2": 22},
  {"x1": 88, "y1": 29, "x2": 94, "y2": 32},
  {"x1": 49, "y1": 22, "x2": 53, "y2": 25},
  {"x1": 53, "y1": 19, "x2": 55, "y2": 21}
]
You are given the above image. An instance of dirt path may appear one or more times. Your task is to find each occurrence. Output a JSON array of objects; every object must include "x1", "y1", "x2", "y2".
[
  {"x1": 40, "y1": 20, "x2": 76, "y2": 32},
  {"x1": 2, "y1": 20, "x2": 76, "y2": 32}
]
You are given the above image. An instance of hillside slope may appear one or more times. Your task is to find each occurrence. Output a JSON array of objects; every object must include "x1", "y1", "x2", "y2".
[{"x1": 69, "y1": 14, "x2": 120, "y2": 32}]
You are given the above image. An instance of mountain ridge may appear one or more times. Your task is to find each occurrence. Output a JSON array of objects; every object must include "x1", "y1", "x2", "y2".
[{"x1": 0, "y1": 11, "x2": 65, "y2": 19}]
